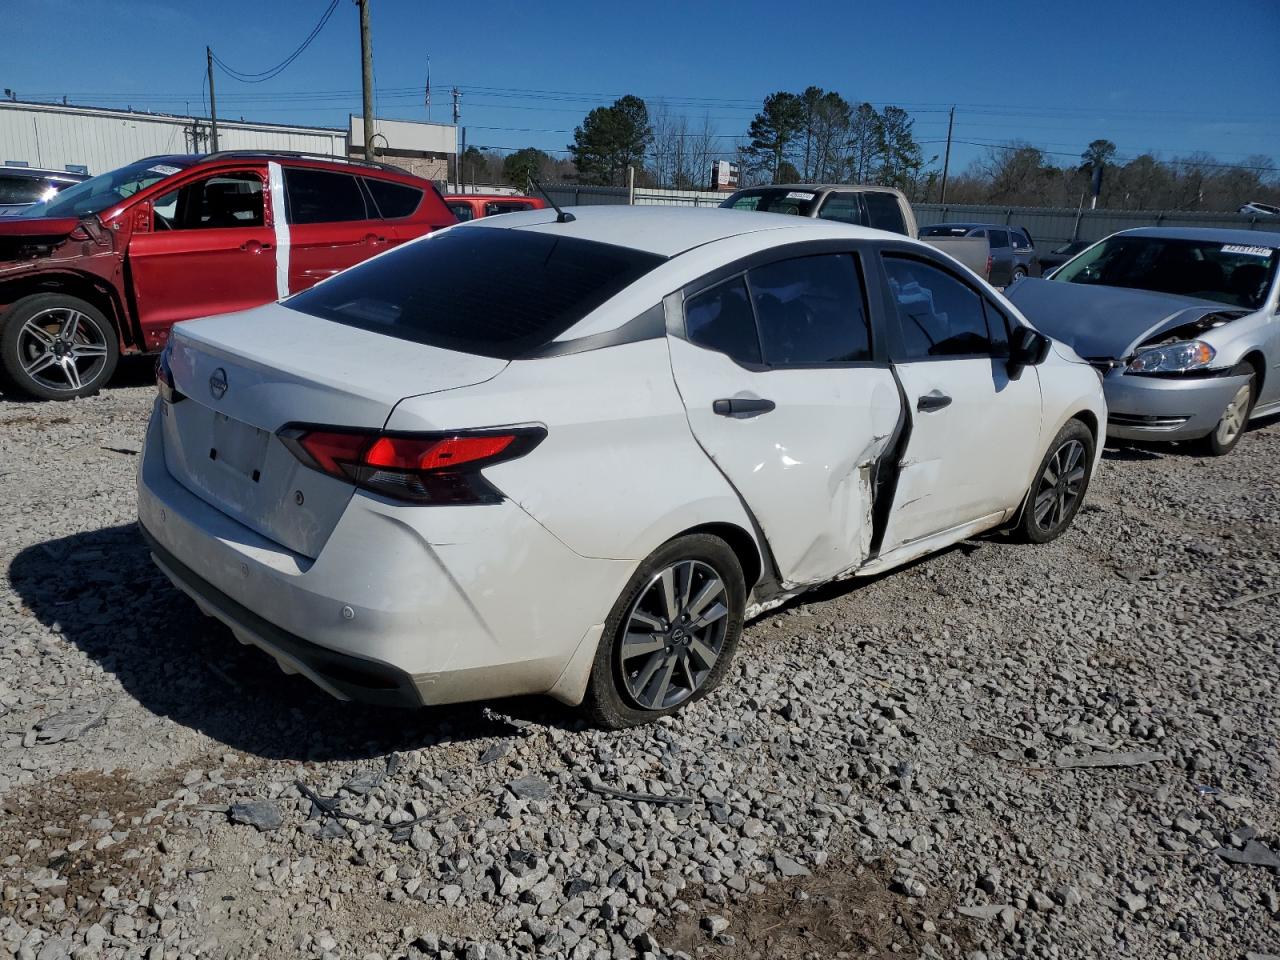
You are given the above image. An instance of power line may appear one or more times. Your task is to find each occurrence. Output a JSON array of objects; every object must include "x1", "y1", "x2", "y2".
[{"x1": 211, "y1": 0, "x2": 340, "y2": 84}]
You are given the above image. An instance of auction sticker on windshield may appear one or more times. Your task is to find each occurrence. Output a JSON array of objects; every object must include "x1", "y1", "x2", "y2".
[
  {"x1": 148, "y1": 164, "x2": 182, "y2": 176},
  {"x1": 785, "y1": 192, "x2": 816, "y2": 201},
  {"x1": 1221, "y1": 244, "x2": 1274, "y2": 257}
]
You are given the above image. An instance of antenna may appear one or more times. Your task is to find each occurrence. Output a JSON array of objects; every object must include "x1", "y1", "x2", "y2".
[{"x1": 529, "y1": 177, "x2": 575, "y2": 224}]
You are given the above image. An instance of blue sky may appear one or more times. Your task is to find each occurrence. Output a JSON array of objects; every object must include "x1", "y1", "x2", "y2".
[{"x1": 6, "y1": 0, "x2": 1279, "y2": 175}]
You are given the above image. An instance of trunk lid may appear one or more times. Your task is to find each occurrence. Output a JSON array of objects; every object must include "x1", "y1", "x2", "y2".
[{"x1": 162, "y1": 302, "x2": 508, "y2": 558}]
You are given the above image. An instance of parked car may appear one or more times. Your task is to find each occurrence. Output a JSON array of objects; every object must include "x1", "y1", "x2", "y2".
[
  {"x1": 445, "y1": 193, "x2": 547, "y2": 222},
  {"x1": 136, "y1": 205, "x2": 1105, "y2": 726},
  {"x1": 0, "y1": 151, "x2": 455, "y2": 400},
  {"x1": 919, "y1": 223, "x2": 1038, "y2": 284},
  {"x1": 720, "y1": 184, "x2": 995, "y2": 281},
  {"x1": 1007, "y1": 227, "x2": 1280, "y2": 455},
  {"x1": 1039, "y1": 240, "x2": 1094, "y2": 275},
  {"x1": 0, "y1": 166, "x2": 87, "y2": 217},
  {"x1": 1239, "y1": 201, "x2": 1280, "y2": 217},
  {"x1": 719, "y1": 183, "x2": 917, "y2": 236}
]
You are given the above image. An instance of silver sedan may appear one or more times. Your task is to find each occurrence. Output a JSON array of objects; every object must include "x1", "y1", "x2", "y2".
[{"x1": 1007, "y1": 227, "x2": 1280, "y2": 455}]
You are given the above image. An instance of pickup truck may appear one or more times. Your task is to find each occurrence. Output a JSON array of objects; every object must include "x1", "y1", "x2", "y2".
[{"x1": 718, "y1": 183, "x2": 994, "y2": 283}]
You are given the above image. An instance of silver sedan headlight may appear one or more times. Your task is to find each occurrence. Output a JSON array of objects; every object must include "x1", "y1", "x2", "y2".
[{"x1": 1127, "y1": 340, "x2": 1216, "y2": 375}]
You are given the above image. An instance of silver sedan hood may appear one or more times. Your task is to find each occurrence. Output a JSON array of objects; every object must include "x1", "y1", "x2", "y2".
[{"x1": 1006, "y1": 278, "x2": 1241, "y2": 359}]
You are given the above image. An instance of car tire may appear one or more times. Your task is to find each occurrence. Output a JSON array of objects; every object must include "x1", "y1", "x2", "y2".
[
  {"x1": 583, "y1": 533, "x2": 746, "y2": 729},
  {"x1": 1013, "y1": 419, "x2": 1095, "y2": 544},
  {"x1": 1198, "y1": 366, "x2": 1256, "y2": 457},
  {"x1": 1012, "y1": 267, "x2": 1027, "y2": 282},
  {"x1": 0, "y1": 293, "x2": 119, "y2": 400}
]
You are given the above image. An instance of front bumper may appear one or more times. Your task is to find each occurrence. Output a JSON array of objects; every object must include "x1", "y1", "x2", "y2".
[
  {"x1": 1101, "y1": 367, "x2": 1252, "y2": 441},
  {"x1": 135, "y1": 402, "x2": 629, "y2": 708}
]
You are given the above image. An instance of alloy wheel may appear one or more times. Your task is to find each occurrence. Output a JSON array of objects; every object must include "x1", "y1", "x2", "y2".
[
  {"x1": 619, "y1": 560, "x2": 729, "y2": 711},
  {"x1": 1032, "y1": 438, "x2": 1087, "y2": 532},
  {"x1": 1215, "y1": 382, "x2": 1252, "y2": 447},
  {"x1": 16, "y1": 307, "x2": 110, "y2": 393}
]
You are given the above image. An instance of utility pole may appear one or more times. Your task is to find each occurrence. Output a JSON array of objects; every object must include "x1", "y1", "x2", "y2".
[
  {"x1": 452, "y1": 88, "x2": 461, "y2": 190},
  {"x1": 358, "y1": 0, "x2": 375, "y2": 160},
  {"x1": 939, "y1": 106, "x2": 954, "y2": 203},
  {"x1": 206, "y1": 46, "x2": 219, "y2": 152}
]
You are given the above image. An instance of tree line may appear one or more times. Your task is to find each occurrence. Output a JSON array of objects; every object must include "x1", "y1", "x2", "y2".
[{"x1": 457, "y1": 94, "x2": 1279, "y2": 213}]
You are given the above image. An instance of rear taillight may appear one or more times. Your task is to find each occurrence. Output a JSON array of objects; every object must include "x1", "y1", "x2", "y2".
[
  {"x1": 155, "y1": 347, "x2": 184, "y2": 404},
  {"x1": 278, "y1": 425, "x2": 545, "y2": 505},
  {"x1": 985, "y1": 254, "x2": 994, "y2": 278}
]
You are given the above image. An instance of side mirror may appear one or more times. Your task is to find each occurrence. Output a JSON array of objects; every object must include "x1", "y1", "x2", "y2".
[{"x1": 1008, "y1": 327, "x2": 1051, "y2": 381}]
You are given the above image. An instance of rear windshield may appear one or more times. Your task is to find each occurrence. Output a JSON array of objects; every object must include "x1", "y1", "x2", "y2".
[
  {"x1": 919, "y1": 225, "x2": 972, "y2": 237},
  {"x1": 286, "y1": 226, "x2": 665, "y2": 358},
  {"x1": 720, "y1": 188, "x2": 821, "y2": 217}
]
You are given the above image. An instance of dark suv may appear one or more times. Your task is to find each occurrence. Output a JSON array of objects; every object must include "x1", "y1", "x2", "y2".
[{"x1": 918, "y1": 223, "x2": 1040, "y2": 285}]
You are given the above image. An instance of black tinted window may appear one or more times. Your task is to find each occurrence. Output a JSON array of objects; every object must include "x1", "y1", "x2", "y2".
[
  {"x1": 818, "y1": 194, "x2": 861, "y2": 225},
  {"x1": 863, "y1": 192, "x2": 907, "y2": 235},
  {"x1": 883, "y1": 257, "x2": 992, "y2": 359},
  {"x1": 685, "y1": 278, "x2": 761, "y2": 364},
  {"x1": 364, "y1": 178, "x2": 422, "y2": 218},
  {"x1": 988, "y1": 228, "x2": 1010, "y2": 248},
  {"x1": 448, "y1": 202, "x2": 474, "y2": 222},
  {"x1": 284, "y1": 168, "x2": 367, "y2": 224},
  {"x1": 1011, "y1": 229, "x2": 1032, "y2": 250},
  {"x1": 0, "y1": 176, "x2": 45, "y2": 205},
  {"x1": 287, "y1": 228, "x2": 663, "y2": 359},
  {"x1": 749, "y1": 254, "x2": 871, "y2": 364}
]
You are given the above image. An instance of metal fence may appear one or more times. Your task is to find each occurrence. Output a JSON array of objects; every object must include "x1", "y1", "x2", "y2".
[{"x1": 539, "y1": 182, "x2": 1278, "y2": 248}]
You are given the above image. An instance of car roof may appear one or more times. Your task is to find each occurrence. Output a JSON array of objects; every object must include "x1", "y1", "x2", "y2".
[
  {"x1": 926, "y1": 222, "x2": 1017, "y2": 231},
  {"x1": 0, "y1": 165, "x2": 86, "y2": 181},
  {"x1": 739, "y1": 183, "x2": 907, "y2": 197},
  {"x1": 1118, "y1": 226, "x2": 1280, "y2": 246},
  {"x1": 446, "y1": 194, "x2": 543, "y2": 202},
  {"x1": 458, "y1": 204, "x2": 901, "y2": 257}
]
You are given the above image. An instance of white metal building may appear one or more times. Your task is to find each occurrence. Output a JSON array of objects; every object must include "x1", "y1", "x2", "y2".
[{"x1": 0, "y1": 101, "x2": 457, "y2": 178}]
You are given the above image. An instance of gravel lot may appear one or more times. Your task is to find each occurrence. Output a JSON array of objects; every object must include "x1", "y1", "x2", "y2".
[{"x1": 1, "y1": 369, "x2": 1277, "y2": 960}]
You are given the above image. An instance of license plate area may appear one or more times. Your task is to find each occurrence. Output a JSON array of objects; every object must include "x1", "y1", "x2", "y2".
[{"x1": 210, "y1": 413, "x2": 270, "y2": 483}]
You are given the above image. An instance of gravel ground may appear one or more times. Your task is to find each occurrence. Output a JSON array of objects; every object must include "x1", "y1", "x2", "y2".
[{"x1": 1, "y1": 370, "x2": 1277, "y2": 960}]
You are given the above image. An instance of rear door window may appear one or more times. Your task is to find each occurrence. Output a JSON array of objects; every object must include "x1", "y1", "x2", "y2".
[
  {"x1": 748, "y1": 254, "x2": 871, "y2": 364},
  {"x1": 364, "y1": 178, "x2": 422, "y2": 219},
  {"x1": 283, "y1": 168, "x2": 368, "y2": 224},
  {"x1": 685, "y1": 277, "x2": 761, "y2": 364},
  {"x1": 863, "y1": 192, "x2": 907, "y2": 235},
  {"x1": 286, "y1": 228, "x2": 664, "y2": 358}
]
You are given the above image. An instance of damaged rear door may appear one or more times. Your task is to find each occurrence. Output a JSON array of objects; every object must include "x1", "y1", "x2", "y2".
[{"x1": 667, "y1": 248, "x2": 902, "y2": 587}]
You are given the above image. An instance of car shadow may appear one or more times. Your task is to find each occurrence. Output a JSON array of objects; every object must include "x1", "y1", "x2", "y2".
[
  {"x1": 8, "y1": 523, "x2": 583, "y2": 762},
  {"x1": 0, "y1": 355, "x2": 156, "y2": 402}
]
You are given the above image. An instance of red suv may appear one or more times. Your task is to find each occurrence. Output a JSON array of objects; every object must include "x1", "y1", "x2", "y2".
[
  {"x1": 444, "y1": 193, "x2": 547, "y2": 222},
  {"x1": 0, "y1": 151, "x2": 456, "y2": 399}
]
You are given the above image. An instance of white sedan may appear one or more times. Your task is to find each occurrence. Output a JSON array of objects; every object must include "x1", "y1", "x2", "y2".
[{"x1": 136, "y1": 206, "x2": 1105, "y2": 727}]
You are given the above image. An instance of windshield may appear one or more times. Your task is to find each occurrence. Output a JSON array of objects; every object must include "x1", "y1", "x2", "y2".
[
  {"x1": 1053, "y1": 235, "x2": 1278, "y2": 310},
  {"x1": 22, "y1": 158, "x2": 190, "y2": 219},
  {"x1": 286, "y1": 227, "x2": 665, "y2": 359},
  {"x1": 720, "y1": 188, "x2": 820, "y2": 217}
]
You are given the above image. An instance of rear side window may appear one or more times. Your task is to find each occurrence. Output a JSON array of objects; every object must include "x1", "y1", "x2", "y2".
[
  {"x1": 748, "y1": 254, "x2": 871, "y2": 364},
  {"x1": 685, "y1": 278, "x2": 761, "y2": 364},
  {"x1": 883, "y1": 256, "x2": 993, "y2": 359},
  {"x1": 284, "y1": 168, "x2": 367, "y2": 224},
  {"x1": 364, "y1": 178, "x2": 422, "y2": 219},
  {"x1": 0, "y1": 175, "x2": 45, "y2": 205},
  {"x1": 817, "y1": 194, "x2": 861, "y2": 225},
  {"x1": 286, "y1": 228, "x2": 664, "y2": 359},
  {"x1": 447, "y1": 202, "x2": 475, "y2": 222},
  {"x1": 486, "y1": 201, "x2": 534, "y2": 215},
  {"x1": 863, "y1": 192, "x2": 907, "y2": 235},
  {"x1": 987, "y1": 228, "x2": 1010, "y2": 248},
  {"x1": 1011, "y1": 229, "x2": 1032, "y2": 250}
]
